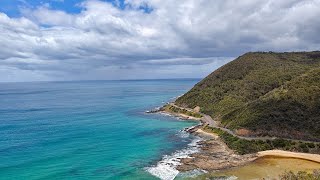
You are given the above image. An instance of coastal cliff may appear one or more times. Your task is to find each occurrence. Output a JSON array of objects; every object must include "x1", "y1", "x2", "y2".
[{"x1": 175, "y1": 51, "x2": 320, "y2": 141}]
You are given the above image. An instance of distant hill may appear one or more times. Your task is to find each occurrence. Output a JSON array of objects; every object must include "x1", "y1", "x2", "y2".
[{"x1": 176, "y1": 51, "x2": 320, "y2": 141}]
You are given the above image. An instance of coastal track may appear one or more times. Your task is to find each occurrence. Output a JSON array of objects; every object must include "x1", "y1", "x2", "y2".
[{"x1": 169, "y1": 103, "x2": 319, "y2": 144}]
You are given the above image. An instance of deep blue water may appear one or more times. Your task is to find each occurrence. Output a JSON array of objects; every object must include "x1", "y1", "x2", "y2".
[{"x1": 0, "y1": 79, "x2": 199, "y2": 179}]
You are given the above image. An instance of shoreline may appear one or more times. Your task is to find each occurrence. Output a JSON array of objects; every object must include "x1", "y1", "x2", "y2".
[
  {"x1": 177, "y1": 124, "x2": 258, "y2": 172},
  {"x1": 257, "y1": 150, "x2": 320, "y2": 163},
  {"x1": 148, "y1": 105, "x2": 320, "y2": 178}
]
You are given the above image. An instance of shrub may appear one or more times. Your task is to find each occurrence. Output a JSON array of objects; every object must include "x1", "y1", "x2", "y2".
[{"x1": 279, "y1": 170, "x2": 320, "y2": 180}]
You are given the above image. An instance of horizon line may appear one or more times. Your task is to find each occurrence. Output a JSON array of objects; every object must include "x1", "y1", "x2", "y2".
[{"x1": 0, "y1": 77, "x2": 202, "y2": 84}]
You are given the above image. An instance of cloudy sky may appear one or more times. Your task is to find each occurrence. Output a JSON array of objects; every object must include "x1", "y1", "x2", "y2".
[{"x1": 0, "y1": 0, "x2": 319, "y2": 82}]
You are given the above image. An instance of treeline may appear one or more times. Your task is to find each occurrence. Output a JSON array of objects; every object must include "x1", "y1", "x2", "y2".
[{"x1": 204, "y1": 126, "x2": 320, "y2": 155}]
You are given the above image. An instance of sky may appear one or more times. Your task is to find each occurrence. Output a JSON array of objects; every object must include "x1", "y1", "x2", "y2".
[{"x1": 0, "y1": 0, "x2": 319, "y2": 82}]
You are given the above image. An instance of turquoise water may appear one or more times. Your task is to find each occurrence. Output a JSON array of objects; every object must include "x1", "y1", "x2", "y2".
[{"x1": 0, "y1": 79, "x2": 199, "y2": 180}]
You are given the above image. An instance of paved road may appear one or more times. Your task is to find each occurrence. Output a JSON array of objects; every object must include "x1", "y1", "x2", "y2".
[{"x1": 169, "y1": 103, "x2": 319, "y2": 143}]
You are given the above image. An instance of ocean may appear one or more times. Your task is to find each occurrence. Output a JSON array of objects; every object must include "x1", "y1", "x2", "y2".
[{"x1": 0, "y1": 79, "x2": 200, "y2": 180}]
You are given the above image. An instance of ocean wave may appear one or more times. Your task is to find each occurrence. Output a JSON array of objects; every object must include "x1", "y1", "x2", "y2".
[
  {"x1": 157, "y1": 112, "x2": 188, "y2": 121},
  {"x1": 169, "y1": 94, "x2": 183, "y2": 101},
  {"x1": 177, "y1": 130, "x2": 190, "y2": 139},
  {"x1": 145, "y1": 136, "x2": 203, "y2": 180},
  {"x1": 158, "y1": 112, "x2": 175, "y2": 117},
  {"x1": 175, "y1": 169, "x2": 207, "y2": 179}
]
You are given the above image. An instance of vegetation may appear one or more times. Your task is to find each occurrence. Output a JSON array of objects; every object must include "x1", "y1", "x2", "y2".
[
  {"x1": 163, "y1": 104, "x2": 203, "y2": 118},
  {"x1": 176, "y1": 51, "x2": 320, "y2": 140},
  {"x1": 203, "y1": 126, "x2": 320, "y2": 155},
  {"x1": 278, "y1": 170, "x2": 320, "y2": 180}
]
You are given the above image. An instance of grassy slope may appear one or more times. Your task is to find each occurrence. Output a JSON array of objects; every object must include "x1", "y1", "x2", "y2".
[{"x1": 176, "y1": 51, "x2": 320, "y2": 140}]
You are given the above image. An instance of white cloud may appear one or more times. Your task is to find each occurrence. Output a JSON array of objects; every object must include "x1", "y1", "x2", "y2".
[{"x1": 0, "y1": 0, "x2": 319, "y2": 82}]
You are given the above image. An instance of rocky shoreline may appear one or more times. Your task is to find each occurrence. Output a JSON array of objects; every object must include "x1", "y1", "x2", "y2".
[
  {"x1": 178, "y1": 125, "x2": 257, "y2": 172},
  {"x1": 147, "y1": 107, "x2": 258, "y2": 173}
]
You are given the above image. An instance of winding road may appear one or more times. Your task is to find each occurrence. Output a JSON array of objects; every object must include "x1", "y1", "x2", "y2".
[{"x1": 169, "y1": 103, "x2": 320, "y2": 143}]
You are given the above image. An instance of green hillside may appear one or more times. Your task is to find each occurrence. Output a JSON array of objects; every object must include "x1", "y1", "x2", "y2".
[{"x1": 175, "y1": 51, "x2": 320, "y2": 141}]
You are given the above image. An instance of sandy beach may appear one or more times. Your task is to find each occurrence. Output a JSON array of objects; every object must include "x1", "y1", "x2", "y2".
[
  {"x1": 194, "y1": 129, "x2": 219, "y2": 139},
  {"x1": 178, "y1": 125, "x2": 320, "y2": 174},
  {"x1": 258, "y1": 150, "x2": 320, "y2": 163}
]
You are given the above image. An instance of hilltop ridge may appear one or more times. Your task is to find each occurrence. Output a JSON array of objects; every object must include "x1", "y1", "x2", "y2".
[{"x1": 175, "y1": 51, "x2": 320, "y2": 141}]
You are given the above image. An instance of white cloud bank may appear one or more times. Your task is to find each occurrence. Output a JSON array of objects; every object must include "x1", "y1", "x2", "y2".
[{"x1": 0, "y1": 0, "x2": 320, "y2": 82}]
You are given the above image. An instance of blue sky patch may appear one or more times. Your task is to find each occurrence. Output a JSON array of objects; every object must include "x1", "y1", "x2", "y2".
[{"x1": 0, "y1": 0, "x2": 153, "y2": 17}]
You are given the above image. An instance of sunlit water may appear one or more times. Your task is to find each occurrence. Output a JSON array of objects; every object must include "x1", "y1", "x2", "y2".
[{"x1": 0, "y1": 79, "x2": 200, "y2": 179}]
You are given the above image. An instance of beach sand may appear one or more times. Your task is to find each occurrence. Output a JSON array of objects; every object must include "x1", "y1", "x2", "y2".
[
  {"x1": 209, "y1": 156, "x2": 320, "y2": 180},
  {"x1": 258, "y1": 150, "x2": 320, "y2": 163},
  {"x1": 194, "y1": 129, "x2": 219, "y2": 139}
]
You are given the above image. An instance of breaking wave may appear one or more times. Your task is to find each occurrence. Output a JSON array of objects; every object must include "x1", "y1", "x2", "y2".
[{"x1": 145, "y1": 135, "x2": 202, "y2": 180}]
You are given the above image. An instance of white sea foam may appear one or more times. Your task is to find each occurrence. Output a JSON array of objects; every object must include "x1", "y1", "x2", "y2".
[
  {"x1": 145, "y1": 136, "x2": 202, "y2": 180},
  {"x1": 175, "y1": 169, "x2": 207, "y2": 179},
  {"x1": 159, "y1": 112, "x2": 171, "y2": 116},
  {"x1": 177, "y1": 130, "x2": 190, "y2": 138},
  {"x1": 158, "y1": 112, "x2": 184, "y2": 122},
  {"x1": 170, "y1": 94, "x2": 183, "y2": 100},
  {"x1": 183, "y1": 124, "x2": 200, "y2": 131},
  {"x1": 158, "y1": 112, "x2": 198, "y2": 122}
]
